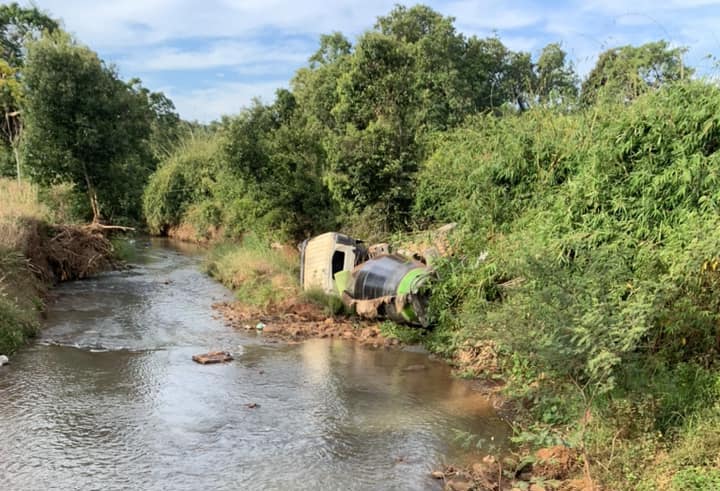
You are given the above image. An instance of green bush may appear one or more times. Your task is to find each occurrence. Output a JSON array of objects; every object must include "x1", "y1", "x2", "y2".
[
  {"x1": 414, "y1": 81, "x2": 720, "y2": 485},
  {"x1": 672, "y1": 467, "x2": 720, "y2": 491},
  {"x1": 0, "y1": 248, "x2": 40, "y2": 354},
  {"x1": 143, "y1": 133, "x2": 222, "y2": 235}
]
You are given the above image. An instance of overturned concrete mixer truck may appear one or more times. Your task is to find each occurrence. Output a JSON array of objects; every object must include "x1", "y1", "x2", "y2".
[{"x1": 299, "y1": 230, "x2": 451, "y2": 327}]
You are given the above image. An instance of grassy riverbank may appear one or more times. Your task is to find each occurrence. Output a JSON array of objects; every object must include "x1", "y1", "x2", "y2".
[{"x1": 0, "y1": 179, "x2": 118, "y2": 354}]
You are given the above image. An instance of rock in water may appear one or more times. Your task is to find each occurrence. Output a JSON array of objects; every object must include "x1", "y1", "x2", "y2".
[
  {"x1": 192, "y1": 351, "x2": 233, "y2": 364},
  {"x1": 0, "y1": 355, "x2": 9, "y2": 367}
]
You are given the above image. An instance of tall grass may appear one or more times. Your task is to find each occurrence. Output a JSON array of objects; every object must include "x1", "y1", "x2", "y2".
[
  {"x1": 0, "y1": 178, "x2": 48, "y2": 222},
  {"x1": 203, "y1": 234, "x2": 300, "y2": 309},
  {"x1": 0, "y1": 179, "x2": 46, "y2": 252},
  {"x1": 0, "y1": 179, "x2": 46, "y2": 353}
]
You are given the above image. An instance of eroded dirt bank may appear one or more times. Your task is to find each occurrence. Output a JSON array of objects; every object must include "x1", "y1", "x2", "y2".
[
  {"x1": 19, "y1": 220, "x2": 117, "y2": 283},
  {"x1": 0, "y1": 219, "x2": 118, "y2": 353}
]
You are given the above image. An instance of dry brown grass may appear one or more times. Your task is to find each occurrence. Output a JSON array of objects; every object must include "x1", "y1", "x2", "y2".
[
  {"x1": 0, "y1": 178, "x2": 115, "y2": 282},
  {"x1": 0, "y1": 178, "x2": 48, "y2": 222},
  {"x1": 0, "y1": 178, "x2": 50, "y2": 251},
  {"x1": 167, "y1": 222, "x2": 224, "y2": 244}
]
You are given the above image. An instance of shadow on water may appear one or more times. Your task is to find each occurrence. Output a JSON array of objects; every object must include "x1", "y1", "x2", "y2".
[{"x1": 0, "y1": 239, "x2": 509, "y2": 491}]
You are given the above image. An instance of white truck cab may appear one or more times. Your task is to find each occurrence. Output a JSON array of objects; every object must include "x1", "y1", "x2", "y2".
[{"x1": 299, "y1": 232, "x2": 366, "y2": 295}]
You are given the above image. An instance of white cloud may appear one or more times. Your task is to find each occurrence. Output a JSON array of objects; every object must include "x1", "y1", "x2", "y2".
[
  {"x1": 35, "y1": 0, "x2": 397, "y2": 49},
  {"x1": 20, "y1": 0, "x2": 720, "y2": 121},
  {"x1": 581, "y1": 0, "x2": 720, "y2": 15},
  {"x1": 166, "y1": 80, "x2": 285, "y2": 122},
  {"x1": 444, "y1": 1, "x2": 542, "y2": 31},
  {"x1": 121, "y1": 39, "x2": 310, "y2": 72}
]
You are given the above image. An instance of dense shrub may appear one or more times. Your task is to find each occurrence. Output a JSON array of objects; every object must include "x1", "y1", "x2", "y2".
[
  {"x1": 143, "y1": 134, "x2": 223, "y2": 236},
  {"x1": 415, "y1": 81, "x2": 720, "y2": 485}
]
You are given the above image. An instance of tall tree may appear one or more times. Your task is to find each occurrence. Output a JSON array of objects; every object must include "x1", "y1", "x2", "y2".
[
  {"x1": 534, "y1": 43, "x2": 578, "y2": 106},
  {"x1": 22, "y1": 32, "x2": 154, "y2": 223},
  {"x1": 0, "y1": 59, "x2": 22, "y2": 180},
  {"x1": 309, "y1": 32, "x2": 351, "y2": 67},
  {"x1": 0, "y1": 3, "x2": 58, "y2": 180},
  {"x1": 128, "y1": 77, "x2": 182, "y2": 160},
  {"x1": 329, "y1": 31, "x2": 417, "y2": 221},
  {"x1": 319, "y1": 5, "x2": 544, "y2": 224},
  {"x1": 0, "y1": 2, "x2": 58, "y2": 67},
  {"x1": 581, "y1": 40, "x2": 690, "y2": 106}
]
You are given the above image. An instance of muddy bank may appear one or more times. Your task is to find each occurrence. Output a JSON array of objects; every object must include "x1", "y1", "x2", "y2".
[
  {"x1": 213, "y1": 300, "x2": 401, "y2": 348},
  {"x1": 433, "y1": 445, "x2": 592, "y2": 491}
]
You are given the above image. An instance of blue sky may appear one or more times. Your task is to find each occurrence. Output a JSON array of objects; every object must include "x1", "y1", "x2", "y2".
[{"x1": 19, "y1": 0, "x2": 720, "y2": 122}]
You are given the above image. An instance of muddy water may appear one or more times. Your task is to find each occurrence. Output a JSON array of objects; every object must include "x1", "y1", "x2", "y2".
[{"x1": 0, "y1": 239, "x2": 507, "y2": 490}]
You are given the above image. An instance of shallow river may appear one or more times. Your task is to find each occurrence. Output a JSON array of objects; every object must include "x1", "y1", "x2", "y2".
[{"x1": 0, "y1": 239, "x2": 507, "y2": 490}]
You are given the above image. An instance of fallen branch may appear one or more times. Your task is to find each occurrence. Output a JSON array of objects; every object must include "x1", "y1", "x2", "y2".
[{"x1": 84, "y1": 223, "x2": 136, "y2": 232}]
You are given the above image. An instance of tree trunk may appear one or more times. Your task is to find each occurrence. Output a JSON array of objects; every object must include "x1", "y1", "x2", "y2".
[
  {"x1": 4, "y1": 111, "x2": 21, "y2": 182},
  {"x1": 12, "y1": 140, "x2": 20, "y2": 183},
  {"x1": 89, "y1": 189, "x2": 101, "y2": 224},
  {"x1": 83, "y1": 168, "x2": 101, "y2": 224}
]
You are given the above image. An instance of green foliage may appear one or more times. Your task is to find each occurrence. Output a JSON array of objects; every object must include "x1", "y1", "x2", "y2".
[
  {"x1": 36, "y1": 182, "x2": 88, "y2": 223},
  {"x1": 672, "y1": 467, "x2": 720, "y2": 491},
  {"x1": 223, "y1": 93, "x2": 336, "y2": 238},
  {"x1": 0, "y1": 293, "x2": 38, "y2": 354},
  {"x1": 110, "y1": 237, "x2": 138, "y2": 263},
  {"x1": 415, "y1": 107, "x2": 591, "y2": 231},
  {"x1": 535, "y1": 43, "x2": 578, "y2": 106},
  {"x1": 581, "y1": 41, "x2": 691, "y2": 106},
  {"x1": 0, "y1": 59, "x2": 23, "y2": 179},
  {"x1": 22, "y1": 32, "x2": 156, "y2": 223},
  {"x1": 144, "y1": 97, "x2": 336, "y2": 241},
  {"x1": 143, "y1": 5, "x2": 583, "y2": 237},
  {"x1": 302, "y1": 288, "x2": 347, "y2": 316},
  {"x1": 416, "y1": 80, "x2": 720, "y2": 487},
  {"x1": 127, "y1": 78, "x2": 183, "y2": 160},
  {"x1": 378, "y1": 320, "x2": 427, "y2": 344},
  {"x1": 0, "y1": 247, "x2": 40, "y2": 354},
  {"x1": 143, "y1": 132, "x2": 222, "y2": 235},
  {"x1": 0, "y1": 2, "x2": 58, "y2": 68}
]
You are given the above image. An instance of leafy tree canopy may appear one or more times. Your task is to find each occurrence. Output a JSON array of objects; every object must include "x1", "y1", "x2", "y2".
[
  {"x1": 581, "y1": 40, "x2": 690, "y2": 105},
  {"x1": 0, "y1": 2, "x2": 58, "y2": 67},
  {"x1": 22, "y1": 32, "x2": 155, "y2": 222}
]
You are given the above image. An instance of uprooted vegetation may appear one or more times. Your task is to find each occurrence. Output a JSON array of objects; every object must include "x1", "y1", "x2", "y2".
[{"x1": 0, "y1": 179, "x2": 117, "y2": 354}]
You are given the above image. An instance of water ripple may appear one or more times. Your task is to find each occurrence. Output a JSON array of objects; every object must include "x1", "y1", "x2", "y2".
[{"x1": 0, "y1": 239, "x2": 507, "y2": 490}]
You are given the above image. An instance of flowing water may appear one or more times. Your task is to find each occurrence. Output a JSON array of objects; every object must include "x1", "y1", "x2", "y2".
[{"x1": 0, "y1": 239, "x2": 507, "y2": 490}]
